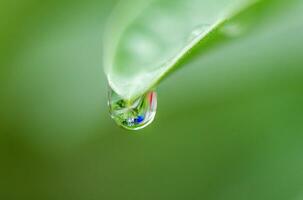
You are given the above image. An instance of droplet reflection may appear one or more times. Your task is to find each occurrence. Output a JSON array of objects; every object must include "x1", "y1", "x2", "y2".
[{"x1": 108, "y1": 87, "x2": 157, "y2": 130}]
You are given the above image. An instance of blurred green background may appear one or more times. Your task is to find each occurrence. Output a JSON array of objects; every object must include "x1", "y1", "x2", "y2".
[{"x1": 1, "y1": 0, "x2": 303, "y2": 199}]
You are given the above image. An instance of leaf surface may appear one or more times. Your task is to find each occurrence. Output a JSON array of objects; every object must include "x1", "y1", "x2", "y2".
[{"x1": 104, "y1": 0, "x2": 261, "y2": 100}]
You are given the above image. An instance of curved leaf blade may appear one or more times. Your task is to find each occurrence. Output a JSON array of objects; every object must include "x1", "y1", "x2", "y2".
[{"x1": 104, "y1": 0, "x2": 260, "y2": 100}]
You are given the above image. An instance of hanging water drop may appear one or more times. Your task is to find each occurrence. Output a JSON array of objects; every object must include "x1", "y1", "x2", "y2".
[{"x1": 108, "y1": 87, "x2": 157, "y2": 130}]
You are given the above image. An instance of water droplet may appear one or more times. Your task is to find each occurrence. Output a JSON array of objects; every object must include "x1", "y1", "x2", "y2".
[
  {"x1": 108, "y1": 87, "x2": 157, "y2": 131},
  {"x1": 220, "y1": 23, "x2": 244, "y2": 37},
  {"x1": 187, "y1": 24, "x2": 210, "y2": 42}
]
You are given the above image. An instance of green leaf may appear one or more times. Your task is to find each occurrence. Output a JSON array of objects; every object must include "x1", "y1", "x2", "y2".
[{"x1": 103, "y1": 0, "x2": 263, "y2": 100}]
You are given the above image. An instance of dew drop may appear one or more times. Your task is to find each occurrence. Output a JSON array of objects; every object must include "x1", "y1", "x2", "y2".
[
  {"x1": 187, "y1": 24, "x2": 210, "y2": 42},
  {"x1": 108, "y1": 87, "x2": 157, "y2": 131},
  {"x1": 220, "y1": 23, "x2": 244, "y2": 37}
]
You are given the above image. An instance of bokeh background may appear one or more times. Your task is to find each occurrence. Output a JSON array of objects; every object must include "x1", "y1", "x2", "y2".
[{"x1": 1, "y1": 0, "x2": 303, "y2": 199}]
